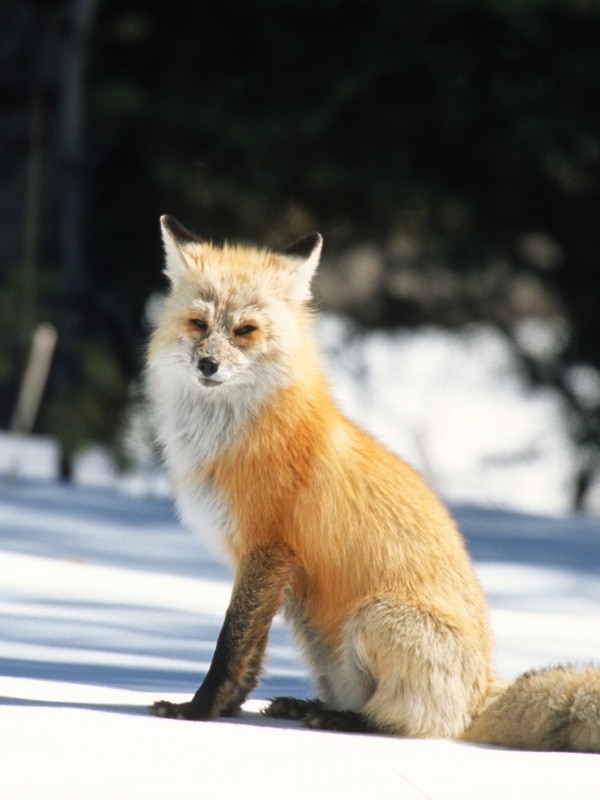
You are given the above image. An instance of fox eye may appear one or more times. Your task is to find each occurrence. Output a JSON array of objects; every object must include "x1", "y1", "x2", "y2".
[
  {"x1": 234, "y1": 324, "x2": 257, "y2": 336},
  {"x1": 190, "y1": 319, "x2": 208, "y2": 331}
]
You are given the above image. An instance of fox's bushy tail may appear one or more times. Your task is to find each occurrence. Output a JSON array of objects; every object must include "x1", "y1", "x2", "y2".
[{"x1": 462, "y1": 665, "x2": 600, "y2": 752}]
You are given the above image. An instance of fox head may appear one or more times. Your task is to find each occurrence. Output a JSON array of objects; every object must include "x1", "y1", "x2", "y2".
[{"x1": 150, "y1": 215, "x2": 323, "y2": 393}]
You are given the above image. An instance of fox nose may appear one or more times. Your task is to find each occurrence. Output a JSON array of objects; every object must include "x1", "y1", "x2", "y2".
[{"x1": 198, "y1": 356, "x2": 219, "y2": 377}]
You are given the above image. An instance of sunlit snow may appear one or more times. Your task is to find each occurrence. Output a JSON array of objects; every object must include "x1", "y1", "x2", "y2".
[{"x1": 1, "y1": 322, "x2": 600, "y2": 798}]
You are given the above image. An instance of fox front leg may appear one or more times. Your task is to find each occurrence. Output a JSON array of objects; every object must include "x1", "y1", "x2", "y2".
[{"x1": 150, "y1": 544, "x2": 293, "y2": 721}]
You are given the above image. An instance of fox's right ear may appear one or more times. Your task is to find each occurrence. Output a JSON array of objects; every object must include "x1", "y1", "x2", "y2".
[{"x1": 160, "y1": 215, "x2": 202, "y2": 285}]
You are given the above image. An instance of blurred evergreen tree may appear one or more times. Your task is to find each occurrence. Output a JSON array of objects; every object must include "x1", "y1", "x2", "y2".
[{"x1": 86, "y1": 0, "x2": 600, "y2": 341}]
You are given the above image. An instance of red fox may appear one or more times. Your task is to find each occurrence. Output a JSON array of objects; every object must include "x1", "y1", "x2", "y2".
[{"x1": 147, "y1": 215, "x2": 600, "y2": 752}]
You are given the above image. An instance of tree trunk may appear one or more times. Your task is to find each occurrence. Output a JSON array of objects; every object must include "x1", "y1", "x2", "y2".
[{"x1": 56, "y1": 0, "x2": 98, "y2": 481}]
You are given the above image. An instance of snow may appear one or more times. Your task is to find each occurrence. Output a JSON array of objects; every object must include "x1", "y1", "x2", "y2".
[
  {"x1": 2, "y1": 318, "x2": 600, "y2": 797},
  {"x1": 1, "y1": 431, "x2": 600, "y2": 799}
]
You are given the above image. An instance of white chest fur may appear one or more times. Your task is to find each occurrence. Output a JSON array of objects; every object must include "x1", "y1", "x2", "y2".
[
  {"x1": 147, "y1": 353, "x2": 254, "y2": 562},
  {"x1": 171, "y1": 473, "x2": 233, "y2": 562}
]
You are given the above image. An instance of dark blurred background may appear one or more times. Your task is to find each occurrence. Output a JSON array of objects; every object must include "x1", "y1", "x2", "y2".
[{"x1": 1, "y1": 0, "x2": 599, "y2": 506}]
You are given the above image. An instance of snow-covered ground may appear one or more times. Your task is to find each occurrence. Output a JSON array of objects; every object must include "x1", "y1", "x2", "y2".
[
  {"x1": 1, "y1": 430, "x2": 600, "y2": 799},
  {"x1": 2, "y1": 319, "x2": 600, "y2": 798}
]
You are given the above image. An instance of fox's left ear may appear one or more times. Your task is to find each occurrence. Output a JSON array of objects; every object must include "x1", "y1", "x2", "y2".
[
  {"x1": 283, "y1": 233, "x2": 323, "y2": 302},
  {"x1": 160, "y1": 215, "x2": 202, "y2": 285}
]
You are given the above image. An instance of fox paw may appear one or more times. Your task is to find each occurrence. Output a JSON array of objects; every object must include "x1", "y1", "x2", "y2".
[
  {"x1": 149, "y1": 700, "x2": 195, "y2": 720},
  {"x1": 218, "y1": 701, "x2": 243, "y2": 718},
  {"x1": 263, "y1": 696, "x2": 324, "y2": 721},
  {"x1": 303, "y1": 707, "x2": 373, "y2": 733},
  {"x1": 264, "y1": 697, "x2": 371, "y2": 732}
]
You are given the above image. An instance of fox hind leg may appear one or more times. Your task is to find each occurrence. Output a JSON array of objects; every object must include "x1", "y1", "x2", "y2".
[
  {"x1": 342, "y1": 597, "x2": 489, "y2": 737},
  {"x1": 272, "y1": 598, "x2": 489, "y2": 737}
]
